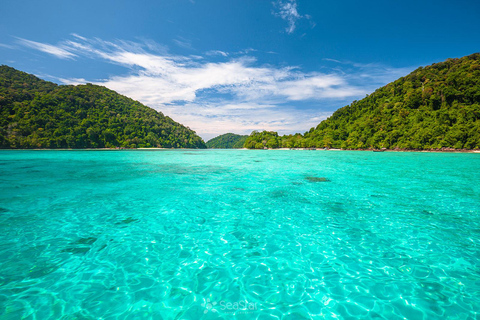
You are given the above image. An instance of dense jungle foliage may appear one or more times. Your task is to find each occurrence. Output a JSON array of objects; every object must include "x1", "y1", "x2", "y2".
[
  {"x1": 206, "y1": 133, "x2": 248, "y2": 148},
  {"x1": 245, "y1": 53, "x2": 480, "y2": 150},
  {"x1": 244, "y1": 131, "x2": 306, "y2": 149},
  {"x1": 0, "y1": 66, "x2": 206, "y2": 149}
]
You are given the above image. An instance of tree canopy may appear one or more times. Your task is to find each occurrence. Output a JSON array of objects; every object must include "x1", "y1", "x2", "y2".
[
  {"x1": 0, "y1": 66, "x2": 206, "y2": 149},
  {"x1": 206, "y1": 133, "x2": 248, "y2": 149}
]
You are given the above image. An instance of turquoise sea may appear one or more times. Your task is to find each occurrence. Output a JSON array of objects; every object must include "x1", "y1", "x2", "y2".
[{"x1": 0, "y1": 150, "x2": 479, "y2": 319}]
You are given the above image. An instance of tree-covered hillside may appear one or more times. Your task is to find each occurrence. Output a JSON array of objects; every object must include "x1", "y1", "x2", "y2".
[
  {"x1": 0, "y1": 66, "x2": 206, "y2": 149},
  {"x1": 244, "y1": 131, "x2": 309, "y2": 149},
  {"x1": 244, "y1": 53, "x2": 480, "y2": 150},
  {"x1": 304, "y1": 53, "x2": 480, "y2": 150},
  {"x1": 206, "y1": 133, "x2": 248, "y2": 148}
]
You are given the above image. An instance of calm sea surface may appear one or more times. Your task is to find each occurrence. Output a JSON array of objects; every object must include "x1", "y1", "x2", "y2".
[{"x1": 0, "y1": 150, "x2": 479, "y2": 319}]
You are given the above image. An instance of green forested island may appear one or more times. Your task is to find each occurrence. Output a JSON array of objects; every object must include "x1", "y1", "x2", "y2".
[
  {"x1": 244, "y1": 53, "x2": 480, "y2": 150},
  {"x1": 0, "y1": 66, "x2": 206, "y2": 149},
  {"x1": 206, "y1": 133, "x2": 248, "y2": 148}
]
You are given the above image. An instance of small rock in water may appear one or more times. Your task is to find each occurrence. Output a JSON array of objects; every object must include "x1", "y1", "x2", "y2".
[
  {"x1": 116, "y1": 217, "x2": 139, "y2": 224},
  {"x1": 63, "y1": 237, "x2": 98, "y2": 255},
  {"x1": 305, "y1": 177, "x2": 330, "y2": 182},
  {"x1": 194, "y1": 216, "x2": 206, "y2": 225},
  {"x1": 421, "y1": 210, "x2": 434, "y2": 216},
  {"x1": 0, "y1": 207, "x2": 9, "y2": 213},
  {"x1": 62, "y1": 247, "x2": 91, "y2": 254},
  {"x1": 270, "y1": 190, "x2": 288, "y2": 198},
  {"x1": 74, "y1": 237, "x2": 97, "y2": 245}
]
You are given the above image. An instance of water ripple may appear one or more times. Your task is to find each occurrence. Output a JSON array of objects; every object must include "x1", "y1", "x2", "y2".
[{"x1": 0, "y1": 150, "x2": 479, "y2": 319}]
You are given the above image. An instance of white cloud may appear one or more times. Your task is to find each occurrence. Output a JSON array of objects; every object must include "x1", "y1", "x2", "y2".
[
  {"x1": 173, "y1": 37, "x2": 193, "y2": 49},
  {"x1": 160, "y1": 102, "x2": 332, "y2": 141},
  {"x1": 206, "y1": 50, "x2": 228, "y2": 57},
  {"x1": 273, "y1": 0, "x2": 302, "y2": 34},
  {"x1": 322, "y1": 58, "x2": 415, "y2": 88},
  {"x1": 323, "y1": 58, "x2": 342, "y2": 63},
  {"x1": 70, "y1": 33, "x2": 87, "y2": 41},
  {"x1": 15, "y1": 38, "x2": 76, "y2": 59},
  {"x1": 0, "y1": 43, "x2": 16, "y2": 49},
  {"x1": 56, "y1": 77, "x2": 89, "y2": 85},
  {"x1": 16, "y1": 35, "x2": 413, "y2": 140},
  {"x1": 237, "y1": 48, "x2": 257, "y2": 55}
]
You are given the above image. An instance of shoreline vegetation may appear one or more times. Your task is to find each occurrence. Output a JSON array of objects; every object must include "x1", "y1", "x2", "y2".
[{"x1": 1, "y1": 147, "x2": 479, "y2": 153}]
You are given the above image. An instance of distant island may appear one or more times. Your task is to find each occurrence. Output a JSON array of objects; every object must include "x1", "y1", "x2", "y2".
[
  {"x1": 242, "y1": 53, "x2": 480, "y2": 150},
  {"x1": 0, "y1": 66, "x2": 206, "y2": 149},
  {"x1": 206, "y1": 133, "x2": 248, "y2": 149}
]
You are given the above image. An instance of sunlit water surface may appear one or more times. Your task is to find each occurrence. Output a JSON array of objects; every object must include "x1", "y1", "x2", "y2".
[{"x1": 0, "y1": 150, "x2": 479, "y2": 319}]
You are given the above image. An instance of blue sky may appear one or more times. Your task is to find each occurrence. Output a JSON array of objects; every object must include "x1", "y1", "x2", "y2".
[{"x1": 1, "y1": 0, "x2": 479, "y2": 140}]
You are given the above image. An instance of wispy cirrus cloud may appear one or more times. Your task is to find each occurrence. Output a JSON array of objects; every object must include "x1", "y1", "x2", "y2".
[
  {"x1": 173, "y1": 36, "x2": 193, "y2": 50},
  {"x1": 15, "y1": 37, "x2": 77, "y2": 59},
  {"x1": 15, "y1": 35, "x2": 413, "y2": 140},
  {"x1": 0, "y1": 43, "x2": 16, "y2": 49},
  {"x1": 322, "y1": 58, "x2": 414, "y2": 85},
  {"x1": 205, "y1": 50, "x2": 228, "y2": 57}
]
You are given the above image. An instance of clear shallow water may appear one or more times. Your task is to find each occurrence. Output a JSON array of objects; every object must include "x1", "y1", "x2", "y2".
[{"x1": 0, "y1": 150, "x2": 479, "y2": 320}]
